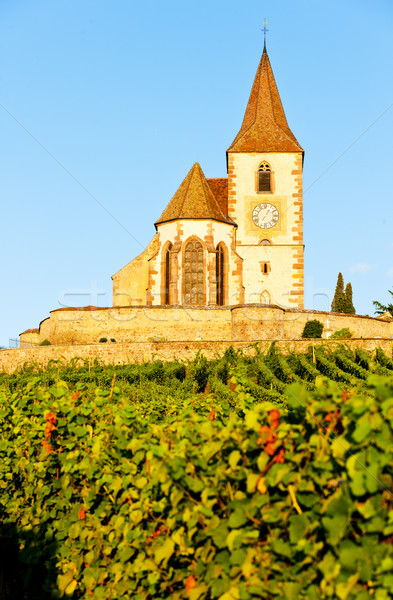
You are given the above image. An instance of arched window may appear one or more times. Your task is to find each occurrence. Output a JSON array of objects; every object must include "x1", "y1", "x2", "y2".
[
  {"x1": 216, "y1": 244, "x2": 225, "y2": 306},
  {"x1": 259, "y1": 238, "x2": 272, "y2": 245},
  {"x1": 184, "y1": 240, "x2": 204, "y2": 305},
  {"x1": 261, "y1": 290, "x2": 270, "y2": 304},
  {"x1": 164, "y1": 243, "x2": 172, "y2": 305},
  {"x1": 258, "y1": 162, "x2": 271, "y2": 192}
]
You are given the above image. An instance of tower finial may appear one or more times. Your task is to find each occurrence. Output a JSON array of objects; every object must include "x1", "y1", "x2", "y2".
[{"x1": 262, "y1": 18, "x2": 268, "y2": 50}]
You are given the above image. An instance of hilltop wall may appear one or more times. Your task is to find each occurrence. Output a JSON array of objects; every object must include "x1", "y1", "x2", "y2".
[{"x1": 19, "y1": 305, "x2": 393, "y2": 347}]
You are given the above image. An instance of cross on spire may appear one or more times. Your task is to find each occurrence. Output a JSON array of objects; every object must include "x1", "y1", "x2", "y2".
[{"x1": 262, "y1": 18, "x2": 268, "y2": 48}]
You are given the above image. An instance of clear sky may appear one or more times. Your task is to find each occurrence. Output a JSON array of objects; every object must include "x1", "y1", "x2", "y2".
[{"x1": 1, "y1": 0, "x2": 392, "y2": 347}]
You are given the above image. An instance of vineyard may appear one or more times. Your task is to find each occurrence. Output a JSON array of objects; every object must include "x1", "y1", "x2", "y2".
[{"x1": 1, "y1": 344, "x2": 393, "y2": 599}]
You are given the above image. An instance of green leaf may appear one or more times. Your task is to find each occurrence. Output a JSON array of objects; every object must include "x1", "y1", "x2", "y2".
[
  {"x1": 217, "y1": 587, "x2": 240, "y2": 600},
  {"x1": 154, "y1": 538, "x2": 174, "y2": 565},
  {"x1": 246, "y1": 473, "x2": 259, "y2": 494},
  {"x1": 350, "y1": 473, "x2": 366, "y2": 496},
  {"x1": 226, "y1": 529, "x2": 243, "y2": 552},
  {"x1": 245, "y1": 410, "x2": 260, "y2": 430},
  {"x1": 271, "y1": 539, "x2": 291, "y2": 558},
  {"x1": 352, "y1": 422, "x2": 371, "y2": 443},
  {"x1": 335, "y1": 573, "x2": 359, "y2": 600},
  {"x1": 228, "y1": 509, "x2": 247, "y2": 529},
  {"x1": 283, "y1": 582, "x2": 302, "y2": 600},
  {"x1": 135, "y1": 476, "x2": 148, "y2": 489},
  {"x1": 288, "y1": 514, "x2": 309, "y2": 544},
  {"x1": 229, "y1": 450, "x2": 241, "y2": 470},
  {"x1": 331, "y1": 436, "x2": 351, "y2": 460},
  {"x1": 58, "y1": 571, "x2": 75, "y2": 594}
]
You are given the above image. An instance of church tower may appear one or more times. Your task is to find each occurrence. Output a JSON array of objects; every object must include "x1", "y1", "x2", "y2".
[{"x1": 227, "y1": 44, "x2": 304, "y2": 308}]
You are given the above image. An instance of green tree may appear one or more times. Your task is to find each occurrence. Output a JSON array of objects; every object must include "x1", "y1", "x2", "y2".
[
  {"x1": 373, "y1": 289, "x2": 393, "y2": 317},
  {"x1": 343, "y1": 282, "x2": 355, "y2": 314},
  {"x1": 331, "y1": 272, "x2": 344, "y2": 312}
]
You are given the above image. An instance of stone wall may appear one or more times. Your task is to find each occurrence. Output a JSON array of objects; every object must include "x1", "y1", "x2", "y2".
[
  {"x1": 27, "y1": 306, "x2": 233, "y2": 346},
  {"x1": 2, "y1": 338, "x2": 393, "y2": 374},
  {"x1": 20, "y1": 305, "x2": 393, "y2": 348},
  {"x1": 112, "y1": 236, "x2": 158, "y2": 306}
]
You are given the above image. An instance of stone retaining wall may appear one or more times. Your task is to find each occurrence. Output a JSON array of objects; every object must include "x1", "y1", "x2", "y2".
[
  {"x1": 20, "y1": 305, "x2": 393, "y2": 347},
  {"x1": 2, "y1": 338, "x2": 393, "y2": 374}
]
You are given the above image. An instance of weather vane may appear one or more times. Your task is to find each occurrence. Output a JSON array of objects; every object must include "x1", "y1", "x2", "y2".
[{"x1": 262, "y1": 18, "x2": 268, "y2": 47}]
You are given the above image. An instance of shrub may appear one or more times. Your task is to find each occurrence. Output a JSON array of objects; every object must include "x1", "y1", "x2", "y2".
[
  {"x1": 301, "y1": 319, "x2": 323, "y2": 338},
  {"x1": 39, "y1": 339, "x2": 51, "y2": 346},
  {"x1": 330, "y1": 327, "x2": 353, "y2": 339},
  {"x1": 99, "y1": 337, "x2": 108, "y2": 343},
  {"x1": 110, "y1": 338, "x2": 116, "y2": 343}
]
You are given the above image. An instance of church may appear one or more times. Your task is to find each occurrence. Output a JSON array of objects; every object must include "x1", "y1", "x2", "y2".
[
  {"x1": 18, "y1": 43, "x2": 392, "y2": 350},
  {"x1": 112, "y1": 42, "x2": 304, "y2": 311}
]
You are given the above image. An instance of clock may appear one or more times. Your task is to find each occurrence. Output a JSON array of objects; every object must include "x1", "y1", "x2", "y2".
[{"x1": 252, "y1": 203, "x2": 279, "y2": 229}]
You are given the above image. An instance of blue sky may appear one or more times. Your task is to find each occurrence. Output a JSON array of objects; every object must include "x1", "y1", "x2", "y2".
[{"x1": 1, "y1": 0, "x2": 392, "y2": 347}]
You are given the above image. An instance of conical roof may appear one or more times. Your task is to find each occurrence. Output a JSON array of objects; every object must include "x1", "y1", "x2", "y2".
[
  {"x1": 228, "y1": 45, "x2": 303, "y2": 153},
  {"x1": 155, "y1": 162, "x2": 231, "y2": 227}
]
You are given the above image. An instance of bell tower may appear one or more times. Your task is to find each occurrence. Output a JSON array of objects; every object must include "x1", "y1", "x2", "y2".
[{"x1": 227, "y1": 43, "x2": 304, "y2": 308}]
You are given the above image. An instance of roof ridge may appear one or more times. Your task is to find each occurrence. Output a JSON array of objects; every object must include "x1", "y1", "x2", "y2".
[
  {"x1": 227, "y1": 47, "x2": 303, "y2": 154},
  {"x1": 155, "y1": 163, "x2": 232, "y2": 227}
]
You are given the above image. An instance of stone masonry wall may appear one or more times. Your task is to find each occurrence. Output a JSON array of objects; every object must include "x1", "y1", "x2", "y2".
[
  {"x1": 2, "y1": 338, "x2": 393, "y2": 374},
  {"x1": 20, "y1": 305, "x2": 393, "y2": 348}
]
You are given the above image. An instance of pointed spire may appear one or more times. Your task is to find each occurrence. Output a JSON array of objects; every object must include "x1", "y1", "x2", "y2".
[
  {"x1": 155, "y1": 162, "x2": 230, "y2": 227},
  {"x1": 227, "y1": 47, "x2": 303, "y2": 153}
]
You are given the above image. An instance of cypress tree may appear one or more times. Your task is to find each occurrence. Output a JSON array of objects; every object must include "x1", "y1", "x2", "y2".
[
  {"x1": 331, "y1": 272, "x2": 345, "y2": 312},
  {"x1": 343, "y1": 282, "x2": 355, "y2": 314}
]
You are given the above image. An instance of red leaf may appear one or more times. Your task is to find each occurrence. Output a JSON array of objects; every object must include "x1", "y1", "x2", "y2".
[
  {"x1": 265, "y1": 441, "x2": 276, "y2": 456},
  {"x1": 78, "y1": 507, "x2": 86, "y2": 520},
  {"x1": 45, "y1": 411, "x2": 57, "y2": 424},
  {"x1": 41, "y1": 440, "x2": 52, "y2": 454},
  {"x1": 273, "y1": 448, "x2": 285, "y2": 463},
  {"x1": 186, "y1": 576, "x2": 197, "y2": 594}
]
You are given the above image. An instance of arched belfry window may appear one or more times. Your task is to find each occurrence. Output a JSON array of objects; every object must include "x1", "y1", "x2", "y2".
[
  {"x1": 216, "y1": 244, "x2": 225, "y2": 306},
  {"x1": 258, "y1": 162, "x2": 271, "y2": 192},
  {"x1": 164, "y1": 243, "x2": 172, "y2": 305},
  {"x1": 184, "y1": 240, "x2": 204, "y2": 305}
]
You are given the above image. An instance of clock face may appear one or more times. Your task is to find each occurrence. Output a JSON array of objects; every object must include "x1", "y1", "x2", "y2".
[{"x1": 252, "y1": 203, "x2": 279, "y2": 229}]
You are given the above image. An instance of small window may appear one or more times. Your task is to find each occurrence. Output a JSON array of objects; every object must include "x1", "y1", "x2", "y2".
[
  {"x1": 261, "y1": 262, "x2": 270, "y2": 275},
  {"x1": 258, "y1": 162, "x2": 271, "y2": 192},
  {"x1": 259, "y1": 239, "x2": 272, "y2": 246}
]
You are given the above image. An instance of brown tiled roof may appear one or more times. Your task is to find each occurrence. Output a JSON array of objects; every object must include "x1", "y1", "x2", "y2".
[
  {"x1": 228, "y1": 46, "x2": 303, "y2": 153},
  {"x1": 155, "y1": 163, "x2": 232, "y2": 227},
  {"x1": 207, "y1": 178, "x2": 228, "y2": 215},
  {"x1": 20, "y1": 328, "x2": 39, "y2": 335}
]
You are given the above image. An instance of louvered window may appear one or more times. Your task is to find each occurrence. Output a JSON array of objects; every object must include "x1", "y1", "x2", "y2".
[
  {"x1": 262, "y1": 262, "x2": 270, "y2": 275},
  {"x1": 258, "y1": 162, "x2": 271, "y2": 192},
  {"x1": 184, "y1": 240, "x2": 204, "y2": 305},
  {"x1": 216, "y1": 244, "x2": 224, "y2": 306}
]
